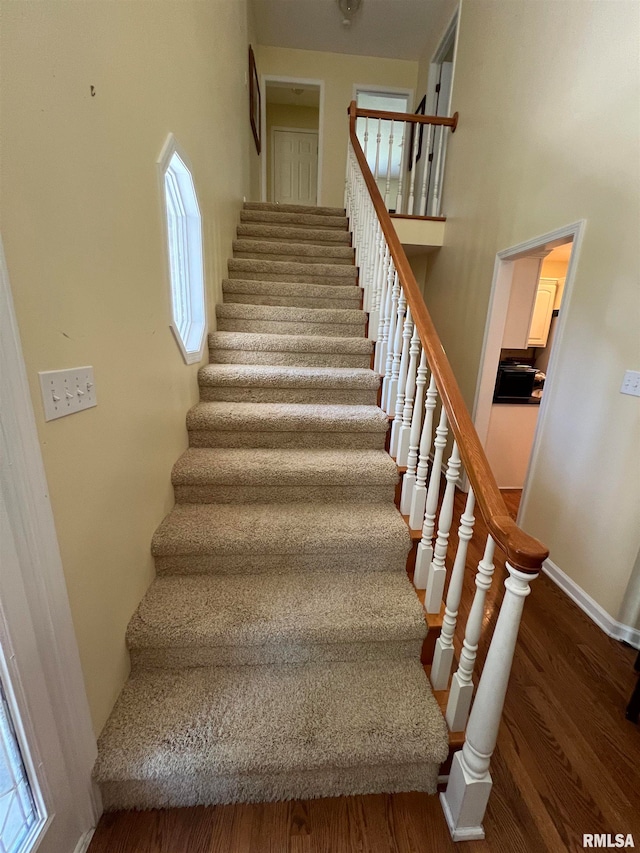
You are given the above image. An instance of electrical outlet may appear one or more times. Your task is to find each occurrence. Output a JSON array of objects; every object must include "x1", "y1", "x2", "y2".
[
  {"x1": 620, "y1": 369, "x2": 640, "y2": 397},
  {"x1": 38, "y1": 366, "x2": 97, "y2": 421}
]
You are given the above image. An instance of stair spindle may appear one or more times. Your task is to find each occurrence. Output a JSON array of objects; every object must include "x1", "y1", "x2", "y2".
[
  {"x1": 446, "y1": 536, "x2": 496, "y2": 733},
  {"x1": 431, "y1": 126, "x2": 445, "y2": 217},
  {"x1": 400, "y1": 352, "x2": 428, "y2": 514},
  {"x1": 441, "y1": 564, "x2": 539, "y2": 840},
  {"x1": 375, "y1": 249, "x2": 392, "y2": 373},
  {"x1": 430, "y1": 487, "x2": 476, "y2": 691},
  {"x1": 396, "y1": 122, "x2": 407, "y2": 214},
  {"x1": 418, "y1": 125, "x2": 434, "y2": 216},
  {"x1": 408, "y1": 376, "x2": 438, "y2": 530},
  {"x1": 384, "y1": 120, "x2": 394, "y2": 209},
  {"x1": 381, "y1": 271, "x2": 400, "y2": 402},
  {"x1": 413, "y1": 405, "x2": 448, "y2": 590},
  {"x1": 368, "y1": 223, "x2": 384, "y2": 340},
  {"x1": 374, "y1": 119, "x2": 382, "y2": 181},
  {"x1": 363, "y1": 117, "x2": 369, "y2": 162},
  {"x1": 397, "y1": 325, "x2": 421, "y2": 466},
  {"x1": 390, "y1": 306, "x2": 413, "y2": 457},
  {"x1": 407, "y1": 120, "x2": 421, "y2": 216},
  {"x1": 384, "y1": 285, "x2": 406, "y2": 413},
  {"x1": 425, "y1": 442, "x2": 462, "y2": 614}
]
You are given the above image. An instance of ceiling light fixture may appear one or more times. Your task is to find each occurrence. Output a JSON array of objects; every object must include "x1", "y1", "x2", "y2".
[
  {"x1": 337, "y1": 0, "x2": 362, "y2": 28},
  {"x1": 291, "y1": 88, "x2": 304, "y2": 96}
]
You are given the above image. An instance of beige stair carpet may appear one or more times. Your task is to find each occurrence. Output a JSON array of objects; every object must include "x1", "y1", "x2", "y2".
[{"x1": 94, "y1": 202, "x2": 449, "y2": 811}]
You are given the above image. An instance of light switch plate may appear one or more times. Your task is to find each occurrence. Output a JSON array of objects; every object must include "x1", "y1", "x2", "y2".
[
  {"x1": 38, "y1": 366, "x2": 97, "y2": 421},
  {"x1": 620, "y1": 370, "x2": 640, "y2": 397}
]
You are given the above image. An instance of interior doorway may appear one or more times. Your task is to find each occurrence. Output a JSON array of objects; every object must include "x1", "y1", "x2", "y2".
[
  {"x1": 472, "y1": 223, "x2": 585, "y2": 522},
  {"x1": 261, "y1": 77, "x2": 323, "y2": 205}
]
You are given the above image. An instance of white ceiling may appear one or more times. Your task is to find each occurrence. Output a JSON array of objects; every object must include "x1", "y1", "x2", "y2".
[
  {"x1": 251, "y1": 0, "x2": 450, "y2": 61},
  {"x1": 266, "y1": 81, "x2": 321, "y2": 108}
]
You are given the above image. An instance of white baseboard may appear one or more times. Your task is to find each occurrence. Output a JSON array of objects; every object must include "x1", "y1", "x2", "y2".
[
  {"x1": 73, "y1": 828, "x2": 96, "y2": 853},
  {"x1": 543, "y1": 558, "x2": 640, "y2": 649}
]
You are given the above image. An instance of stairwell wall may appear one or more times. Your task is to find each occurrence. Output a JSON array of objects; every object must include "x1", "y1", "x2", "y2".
[
  {"x1": 414, "y1": 0, "x2": 640, "y2": 623},
  {"x1": 0, "y1": 0, "x2": 256, "y2": 733},
  {"x1": 255, "y1": 46, "x2": 418, "y2": 207}
]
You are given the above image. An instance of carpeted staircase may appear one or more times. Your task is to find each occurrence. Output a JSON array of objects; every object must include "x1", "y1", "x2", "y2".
[{"x1": 94, "y1": 201, "x2": 449, "y2": 811}]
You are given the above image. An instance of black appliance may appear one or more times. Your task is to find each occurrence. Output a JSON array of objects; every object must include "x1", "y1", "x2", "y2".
[{"x1": 493, "y1": 363, "x2": 537, "y2": 402}]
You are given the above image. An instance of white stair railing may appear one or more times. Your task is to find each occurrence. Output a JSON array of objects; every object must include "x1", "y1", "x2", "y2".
[{"x1": 346, "y1": 101, "x2": 547, "y2": 842}]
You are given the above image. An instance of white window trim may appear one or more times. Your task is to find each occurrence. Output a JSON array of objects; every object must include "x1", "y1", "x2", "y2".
[
  {"x1": 0, "y1": 234, "x2": 100, "y2": 852},
  {"x1": 157, "y1": 134, "x2": 206, "y2": 365}
]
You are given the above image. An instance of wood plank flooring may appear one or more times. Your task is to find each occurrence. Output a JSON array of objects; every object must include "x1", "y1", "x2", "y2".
[{"x1": 89, "y1": 490, "x2": 640, "y2": 853}]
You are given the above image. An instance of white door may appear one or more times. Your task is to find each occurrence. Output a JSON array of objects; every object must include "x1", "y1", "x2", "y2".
[{"x1": 272, "y1": 130, "x2": 318, "y2": 206}]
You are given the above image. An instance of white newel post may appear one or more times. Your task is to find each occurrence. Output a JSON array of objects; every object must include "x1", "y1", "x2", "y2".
[
  {"x1": 440, "y1": 563, "x2": 539, "y2": 841},
  {"x1": 390, "y1": 306, "x2": 413, "y2": 457},
  {"x1": 397, "y1": 325, "x2": 420, "y2": 466},
  {"x1": 413, "y1": 404, "x2": 447, "y2": 589},
  {"x1": 424, "y1": 442, "x2": 461, "y2": 614},
  {"x1": 400, "y1": 351, "x2": 427, "y2": 514},
  {"x1": 446, "y1": 536, "x2": 496, "y2": 733},
  {"x1": 430, "y1": 487, "x2": 475, "y2": 691}
]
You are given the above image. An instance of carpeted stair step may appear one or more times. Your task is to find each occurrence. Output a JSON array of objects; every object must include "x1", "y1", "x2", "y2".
[
  {"x1": 237, "y1": 223, "x2": 351, "y2": 245},
  {"x1": 244, "y1": 202, "x2": 346, "y2": 217},
  {"x1": 232, "y1": 239, "x2": 354, "y2": 265},
  {"x1": 186, "y1": 402, "x2": 388, "y2": 449},
  {"x1": 228, "y1": 258, "x2": 358, "y2": 285},
  {"x1": 94, "y1": 659, "x2": 449, "y2": 810},
  {"x1": 215, "y1": 303, "x2": 365, "y2": 338},
  {"x1": 222, "y1": 279, "x2": 362, "y2": 310},
  {"x1": 171, "y1": 448, "x2": 396, "y2": 503},
  {"x1": 151, "y1": 501, "x2": 410, "y2": 575},
  {"x1": 197, "y1": 364, "x2": 379, "y2": 405},
  {"x1": 127, "y1": 571, "x2": 426, "y2": 669},
  {"x1": 240, "y1": 209, "x2": 348, "y2": 230},
  {"x1": 208, "y1": 332, "x2": 373, "y2": 368}
]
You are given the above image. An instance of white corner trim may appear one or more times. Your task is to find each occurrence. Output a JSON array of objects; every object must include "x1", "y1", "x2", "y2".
[
  {"x1": 543, "y1": 558, "x2": 640, "y2": 649},
  {"x1": 73, "y1": 828, "x2": 96, "y2": 853}
]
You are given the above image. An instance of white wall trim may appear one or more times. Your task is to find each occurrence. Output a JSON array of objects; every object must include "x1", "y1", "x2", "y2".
[
  {"x1": 0, "y1": 234, "x2": 100, "y2": 847},
  {"x1": 73, "y1": 828, "x2": 96, "y2": 853},
  {"x1": 543, "y1": 558, "x2": 640, "y2": 649},
  {"x1": 260, "y1": 76, "x2": 324, "y2": 205}
]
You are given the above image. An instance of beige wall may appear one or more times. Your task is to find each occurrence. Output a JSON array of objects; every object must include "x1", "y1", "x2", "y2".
[
  {"x1": 418, "y1": 0, "x2": 640, "y2": 620},
  {"x1": 256, "y1": 46, "x2": 418, "y2": 207},
  {"x1": 266, "y1": 103, "x2": 319, "y2": 201},
  {"x1": 0, "y1": 0, "x2": 254, "y2": 733}
]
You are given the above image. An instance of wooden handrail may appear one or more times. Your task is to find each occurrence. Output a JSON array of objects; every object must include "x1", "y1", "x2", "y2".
[
  {"x1": 354, "y1": 106, "x2": 459, "y2": 132},
  {"x1": 348, "y1": 101, "x2": 548, "y2": 573}
]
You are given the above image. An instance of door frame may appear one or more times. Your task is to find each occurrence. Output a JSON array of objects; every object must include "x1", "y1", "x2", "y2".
[
  {"x1": 260, "y1": 76, "x2": 324, "y2": 205},
  {"x1": 0, "y1": 235, "x2": 100, "y2": 852},
  {"x1": 270, "y1": 127, "x2": 319, "y2": 205},
  {"x1": 471, "y1": 220, "x2": 586, "y2": 524}
]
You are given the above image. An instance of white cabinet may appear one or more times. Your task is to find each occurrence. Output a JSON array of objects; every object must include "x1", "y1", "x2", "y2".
[{"x1": 527, "y1": 279, "x2": 557, "y2": 347}]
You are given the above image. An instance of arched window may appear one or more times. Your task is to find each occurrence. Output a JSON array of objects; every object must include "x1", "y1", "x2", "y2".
[{"x1": 158, "y1": 135, "x2": 206, "y2": 363}]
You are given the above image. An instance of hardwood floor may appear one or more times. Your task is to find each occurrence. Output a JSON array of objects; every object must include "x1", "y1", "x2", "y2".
[{"x1": 89, "y1": 489, "x2": 640, "y2": 853}]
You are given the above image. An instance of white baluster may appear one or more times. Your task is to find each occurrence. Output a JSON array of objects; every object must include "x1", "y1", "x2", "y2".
[
  {"x1": 390, "y1": 306, "x2": 413, "y2": 457},
  {"x1": 374, "y1": 249, "x2": 392, "y2": 373},
  {"x1": 384, "y1": 120, "x2": 394, "y2": 209},
  {"x1": 430, "y1": 487, "x2": 476, "y2": 691},
  {"x1": 413, "y1": 405, "x2": 448, "y2": 589},
  {"x1": 368, "y1": 223, "x2": 383, "y2": 340},
  {"x1": 397, "y1": 326, "x2": 420, "y2": 466},
  {"x1": 381, "y1": 270, "x2": 399, "y2": 399},
  {"x1": 361, "y1": 203, "x2": 373, "y2": 310},
  {"x1": 396, "y1": 122, "x2": 407, "y2": 214},
  {"x1": 407, "y1": 119, "x2": 421, "y2": 216},
  {"x1": 440, "y1": 564, "x2": 539, "y2": 841},
  {"x1": 431, "y1": 126, "x2": 446, "y2": 217},
  {"x1": 418, "y1": 124, "x2": 434, "y2": 216},
  {"x1": 408, "y1": 377, "x2": 438, "y2": 530},
  {"x1": 384, "y1": 286, "x2": 406, "y2": 413},
  {"x1": 374, "y1": 119, "x2": 382, "y2": 181},
  {"x1": 400, "y1": 351, "x2": 427, "y2": 514},
  {"x1": 363, "y1": 117, "x2": 369, "y2": 162},
  {"x1": 425, "y1": 442, "x2": 461, "y2": 614},
  {"x1": 446, "y1": 537, "x2": 496, "y2": 733}
]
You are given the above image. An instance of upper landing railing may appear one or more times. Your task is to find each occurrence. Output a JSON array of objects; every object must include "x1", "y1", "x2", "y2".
[
  {"x1": 346, "y1": 100, "x2": 549, "y2": 841},
  {"x1": 353, "y1": 104, "x2": 458, "y2": 218}
]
